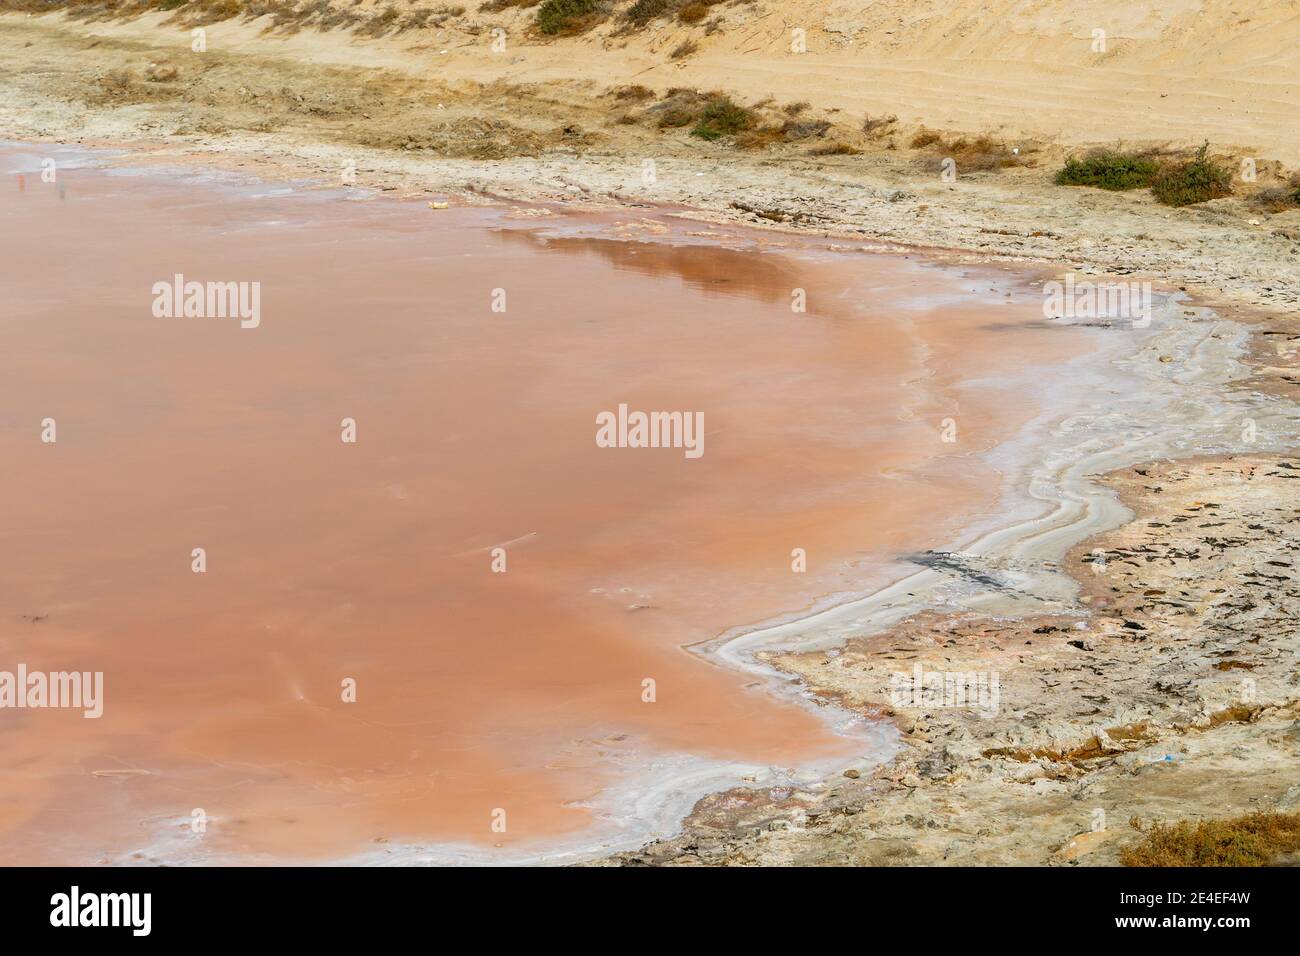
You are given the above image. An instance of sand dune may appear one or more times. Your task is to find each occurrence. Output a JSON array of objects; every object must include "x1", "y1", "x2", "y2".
[{"x1": 6, "y1": 0, "x2": 1300, "y2": 157}]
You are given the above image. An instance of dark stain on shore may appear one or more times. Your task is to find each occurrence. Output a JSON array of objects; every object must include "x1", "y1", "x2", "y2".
[{"x1": 904, "y1": 550, "x2": 1026, "y2": 595}]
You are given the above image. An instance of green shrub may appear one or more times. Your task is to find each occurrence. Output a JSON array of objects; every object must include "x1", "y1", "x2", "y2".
[
  {"x1": 536, "y1": 0, "x2": 596, "y2": 34},
  {"x1": 1055, "y1": 149, "x2": 1160, "y2": 190},
  {"x1": 689, "y1": 95, "x2": 753, "y2": 140},
  {"x1": 1150, "y1": 142, "x2": 1232, "y2": 207},
  {"x1": 625, "y1": 0, "x2": 671, "y2": 25}
]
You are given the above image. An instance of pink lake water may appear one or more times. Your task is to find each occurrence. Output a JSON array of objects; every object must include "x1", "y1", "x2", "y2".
[{"x1": 0, "y1": 144, "x2": 1105, "y2": 863}]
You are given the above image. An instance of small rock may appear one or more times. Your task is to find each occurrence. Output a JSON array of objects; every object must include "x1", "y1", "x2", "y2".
[{"x1": 1053, "y1": 828, "x2": 1112, "y2": 862}]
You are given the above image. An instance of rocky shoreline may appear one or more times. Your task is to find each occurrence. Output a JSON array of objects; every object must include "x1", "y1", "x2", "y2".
[
  {"x1": 606, "y1": 274, "x2": 1300, "y2": 866},
  {"x1": 601, "y1": 454, "x2": 1300, "y2": 865}
]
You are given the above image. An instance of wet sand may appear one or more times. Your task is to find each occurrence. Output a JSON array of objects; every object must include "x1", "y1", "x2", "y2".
[{"x1": 1, "y1": 145, "x2": 1119, "y2": 864}]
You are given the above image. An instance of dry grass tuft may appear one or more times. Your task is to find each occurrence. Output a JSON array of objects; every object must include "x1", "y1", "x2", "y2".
[
  {"x1": 1251, "y1": 184, "x2": 1300, "y2": 213},
  {"x1": 862, "y1": 113, "x2": 897, "y2": 137},
  {"x1": 908, "y1": 127, "x2": 1032, "y2": 173},
  {"x1": 669, "y1": 38, "x2": 698, "y2": 59},
  {"x1": 808, "y1": 142, "x2": 860, "y2": 156},
  {"x1": 1121, "y1": 811, "x2": 1300, "y2": 867},
  {"x1": 909, "y1": 127, "x2": 943, "y2": 148},
  {"x1": 676, "y1": 1, "x2": 707, "y2": 23},
  {"x1": 611, "y1": 84, "x2": 655, "y2": 102}
]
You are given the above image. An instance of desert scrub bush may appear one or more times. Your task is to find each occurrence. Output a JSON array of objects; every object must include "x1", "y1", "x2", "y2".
[
  {"x1": 240, "y1": 0, "x2": 357, "y2": 34},
  {"x1": 1150, "y1": 142, "x2": 1233, "y2": 206},
  {"x1": 950, "y1": 136, "x2": 1027, "y2": 170},
  {"x1": 98, "y1": 68, "x2": 137, "y2": 98},
  {"x1": 912, "y1": 130, "x2": 1028, "y2": 172},
  {"x1": 397, "y1": 6, "x2": 463, "y2": 29},
  {"x1": 0, "y1": 0, "x2": 93, "y2": 14},
  {"x1": 1055, "y1": 148, "x2": 1161, "y2": 190},
  {"x1": 808, "y1": 142, "x2": 860, "y2": 156},
  {"x1": 862, "y1": 113, "x2": 897, "y2": 137},
  {"x1": 536, "y1": 0, "x2": 597, "y2": 33},
  {"x1": 677, "y1": 2, "x2": 707, "y2": 22},
  {"x1": 624, "y1": 0, "x2": 671, "y2": 26},
  {"x1": 733, "y1": 125, "x2": 784, "y2": 149},
  {"x1": 780, "y1": 118, "x2": 830, "y2": 141},
  {"x1": 690, "y1": 95, "x2": 754, "y2": 140},
  {"x1": 654, "y1": 106, "x2": 698, "y2": 128},
  {"x1": 1121, "y1": 812, "x2": 1300, "y2": 866},
  {"x1": 670, "y1": 39, "x2": 698, "y2": 58},
  {"x1": 909, "y1": 127, "x2": 942, "y2": 148},
  {"x1": 650, "y1": 88, "x2": 706, "y2": 128},
  {"x1": 1249, "y1": 175, "x2": 1300, "y2": 213},
  {"x1": 612, "y1": 84, "x2": 655, "y2": 101},
  {"x1": 480, "y1": 0, "x2": 539, "y2": 11},
  {"x1": 356, "y1": 4, "x2": 400, "y2": 35},
  {"x1": 730, "y1": 116, "x2": 828, "y2": 151},
  {"x1": 400, "y1": 8, "x2": 433, "y2": 28},
  {"x1": 165, "y1": 0, "x2": 243, "y2": 24},
  {"x1": 675, "y1": 0, "x2": 721, "y2": 22}
]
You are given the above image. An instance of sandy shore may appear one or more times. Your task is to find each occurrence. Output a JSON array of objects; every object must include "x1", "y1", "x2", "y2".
[
  {"x1": 3, "y1": 8, "x2": 1299, "y2": 865},
  {"x1": 1, "y1": 10, "x2": 1298, "y2": 316}
]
